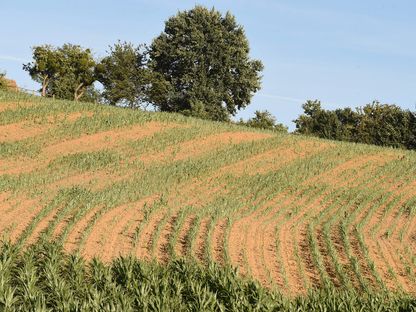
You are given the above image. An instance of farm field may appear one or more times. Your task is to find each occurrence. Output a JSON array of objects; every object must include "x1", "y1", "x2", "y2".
[{"x1": 0, "y1": 90, "x2": 415, "y2": 300}]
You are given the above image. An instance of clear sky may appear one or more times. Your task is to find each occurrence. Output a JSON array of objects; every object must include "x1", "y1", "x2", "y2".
[{"x1": 1, "y1": 0, "x2": 415, "y2": 130}]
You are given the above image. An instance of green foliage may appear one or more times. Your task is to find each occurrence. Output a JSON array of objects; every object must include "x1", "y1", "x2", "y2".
[
  {"x1": 95, "y1": 41, "x2": 151, "y2": 108},
  {"x1": 23, "y1": 45, "x2": 62, "y2": 96},
  {"x1": 48, "y1": 44, "x2": 96, "y2": 102},
  {"x1": 241, "y1": 110, "x2": 288, "y2": 132},
  {"x1": 294, "y1": 100, "x2": 416, "y2": 150},
  {"x1": 23, "y1": 44, "x2": 97, "y2": 101},
  {"x1": 0, "y1": 241, "x2": 414, "y2": 311},
  {"x1": 149, "y1": 5, "x2": 263, "y2": 121}
]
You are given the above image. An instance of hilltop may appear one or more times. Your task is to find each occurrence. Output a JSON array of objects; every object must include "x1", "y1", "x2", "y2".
[{"x1": 0, "y1": 90, "x2": 415, "y2": 297}]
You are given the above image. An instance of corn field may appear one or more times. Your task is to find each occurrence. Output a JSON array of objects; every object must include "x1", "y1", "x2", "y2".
[
  {"x1": 0, "y1": 90, "x2": 415, "y2": 309},
  {"x1": 0, "y1": 241, "x2": 415, "y2": 311}
]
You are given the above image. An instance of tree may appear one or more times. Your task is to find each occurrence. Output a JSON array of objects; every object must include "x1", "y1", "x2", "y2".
[
  {"x1": 24, "y1": 44, "x2": 96, "y2": 101},
  {"x1": 0, "y1": 71, "x2": 6, "y2": 90},
  {"x1": 357, "y1": 101, "x2": 412, "y2": 148},
  {"x1": 149, "y1": 5, "x2": 263, "y2": 121},
  {"x1": 243, "y1": 110, "x2": 287, "y2": 132},
  {"x1": 51, "y1": 44, "x2": 96, "y2": 101},
  {"x1": 95, "y1": 41, "x2": 150, "y2": 108},
  {"x1": 294, "y1": 99, "x2": 416, "y2": 150},
  {"x1": 23, "y1": 45, "x2": 62, "y2": 96}
]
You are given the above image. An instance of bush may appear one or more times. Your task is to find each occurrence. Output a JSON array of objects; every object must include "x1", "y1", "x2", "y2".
[{"x1": 240, "y1": 110, "x2": 288, "y2": 132}]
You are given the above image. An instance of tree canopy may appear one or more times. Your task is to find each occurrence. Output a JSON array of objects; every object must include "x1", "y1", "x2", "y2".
[
  {"x1": 23, "y1": 44, "x2": 96, "y2": 101},
  {"x1": 95, "y1": 42, "x2": 150, "y2": 108},
  {"x1": 149, "y1": 6, "x2": 263, "y2": 121},
  {"x1": 23, "y1": 45, "x2": 61, "y2": 96}
]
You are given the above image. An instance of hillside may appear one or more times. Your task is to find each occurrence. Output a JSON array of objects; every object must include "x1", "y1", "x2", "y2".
[{"x1": 0, "y1": 91, "x2": 415, "y2": 297}]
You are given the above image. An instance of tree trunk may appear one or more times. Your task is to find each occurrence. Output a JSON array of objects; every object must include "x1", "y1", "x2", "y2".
[
  {"x1": 74, "y1": 83, "x2": 84, "y2": 101},
  {"x1": 41, "y1": 76, "x2": 49, "y2": 97}
]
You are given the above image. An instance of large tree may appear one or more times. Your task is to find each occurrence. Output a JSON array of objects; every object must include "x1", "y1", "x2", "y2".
[
  {"x1": 48, "y1": 44, "x2": 96, "y2": 101},
  {"x1": 149, "y1": 6, "x2": 263, "y2": 121},
  {"x1": 23, "y1": 45, "x2": 62, "y2": 96},
  {"x1": 95, "y1": 41, "x2": 150, "y2": 108},
  {"x1": 24, "y1": 44, "x2": 96, "y2": 101}
]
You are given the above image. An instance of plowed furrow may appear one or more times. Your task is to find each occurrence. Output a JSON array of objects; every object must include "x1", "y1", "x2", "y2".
[
  {"x1": 378, "y1": 238, "x2": 414, "y2": 293},
  {"x1": 0, "y1": 102, "x2": 35, "y2": 112},
  {"x1": 193, "y1": 218, "x2": 211, "y2": 263},
  {"x1": 363, "y1": 183, "x2": 416, "y2": 291},
  {"x1": 330, "y1": 226, "x2": 361, "y2": 290},
  {"x1": 155, "y1": 214, "x2": 179, "y2": 263},
  {"x1": 64, "y1": 205, "x2": 103, "y2": 253},
  {"x1": 262, "y1": 221, "x2": 285, "y2": 288},
  {"x1": 135, "y1": 212, "x2": 166, "y2": 261},
  {"x1": 25, "y1": 206, "x2": 60, "y2": 245},
  {"x1": 227, "y1": 192, "x2": 288, "y2": 280},
  {"x1": 0, "y1": 197, "x2": 41, "y2": 243},
  {"x1": 211, "y1": 218, "x2": 227, "y2": 265},
  {"x1": 248, "y1": 192, "x2": 308, "y2": 291},
  {"x1": 103, "y1": 199, "x2": 155, "y2": 262},
  {"x1": 174, "y1": 215, "x2": 197, "y2": 257},
  {"x1": 245, "y1": 220, "x2": 271, "y2": 285},
  {"x1": 298, "y1": 226, "x2": 322, "y2": 288},
  {"x1": 279, "y1": 194, "x2": 326, "y2": 293}
]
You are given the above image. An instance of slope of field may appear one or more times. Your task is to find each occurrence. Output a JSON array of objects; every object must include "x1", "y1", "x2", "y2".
[{"x1": 1, "y1": 91, "x2": 415, "y2": 296}]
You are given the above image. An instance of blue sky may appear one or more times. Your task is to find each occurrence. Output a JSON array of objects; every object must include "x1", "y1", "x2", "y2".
[{"x1": 1, "y1": 1, "x2": 415, "y2": 129}]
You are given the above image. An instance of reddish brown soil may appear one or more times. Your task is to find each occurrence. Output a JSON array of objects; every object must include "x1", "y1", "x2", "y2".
[
  {"x1": 174, "y1": 214, "x2": 197, "y2": 257},
  {"x1": 0, "y1": 121, "x2": 48, "y2": 143},
  {"x1": 278, "y1": 195, "x2": 324, "y2": 294},
  {"x1": 25, "y1": 204, "x2": 61, "y2": 245},
  {"x1": 64, "y1": 205, "x2": 104, "y2": 253},
  {"x1": 0, "y1": 112, "x2": 94, "y2": 143},
  {"x1": 2, "y1": 101, "x2": 415, "y2": 295},
  {"x1": 210, "y1": 218, "x2": 227, "y2": 265},
  {"x1": 134, "y1": 212, "x2": 166, "y2": 261},
  {"x1": 193, "y1": 218, "x2": 211, "y2": 263},
  {"x1": 0, "y1": 158, "x2": 35, "y2": 175},
  {"x1": 155, "y1": 214, "x2": 179, "y2": 263},
  {"x1": 81, "y1": 196, "x2": 157, "y2": 261},
  {"x1": 0, "y1": 196, "x2": 44, "y2": 243},
  {"x1": 368, "y1": 180, "x2": 416, "y2": 293},
  {"x1": 102, "y1": 196, "x2": 157, "y2": 262}
]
